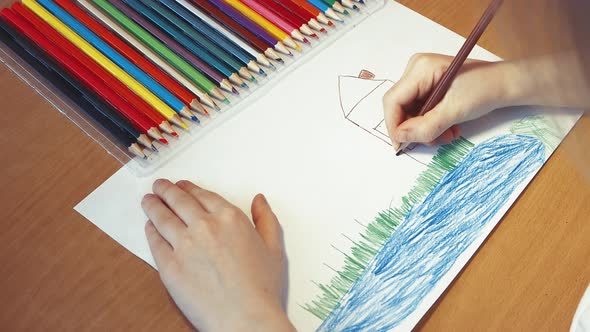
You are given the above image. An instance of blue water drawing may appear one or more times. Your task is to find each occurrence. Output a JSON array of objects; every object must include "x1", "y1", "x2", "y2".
[{"x1": 318, "y1": 134, "x2": 545, "y2": 331}]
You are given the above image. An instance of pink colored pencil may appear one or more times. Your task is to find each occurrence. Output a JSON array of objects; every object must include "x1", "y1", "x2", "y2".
[{"x1": 238, "y1": 0, "x2": 308, "y2": 43}]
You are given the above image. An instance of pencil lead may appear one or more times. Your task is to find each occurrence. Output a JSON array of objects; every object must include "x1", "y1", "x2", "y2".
[
  {"x1": 259, "y1": 69, "x2": 267, "y2": 76},
  {"x1": 344, "y1": 10, "x2": 350, "y2": 15},
  {"x1": 191, "y1": 115, "x2": 200, "y2": 123},
  {"x1": 241, "y1": 82, "x2": 249, "y2": 89},
  {"x1": 171, "y1": 132, "x2": 179, "y2": 138},
  {"x1": 232, "y1": 87, "x2": 240, "y2": 95},
  {"x1": 151, "y1": 145, "x2": 159, "y2": 152},
  {"x1": 328, "y1": 21, "x2": 335, "y2": 26},
  {"x1": 159, "y1": 138, "x2": 169, "y2": 145},
  {"x1": 321, "y1": 28, "x2": 327, "y2": 33},
  {"x1": 311, "y1": 33, "x2": 318, "y2": 38},
  {"x1": 303, "y1": 38, "x2": 310, "y2": 44},
  {"x1": 223, "y1": 98, "x2": 230, "y2": 104}
]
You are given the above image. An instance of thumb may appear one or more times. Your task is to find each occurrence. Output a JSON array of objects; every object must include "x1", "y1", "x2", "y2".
[
  {"x1": 394, "y1": 105, "x2": 456, "y2": 144},
  {"x1": 251, "y1": 194, "x2": 284, "y2": 255}
]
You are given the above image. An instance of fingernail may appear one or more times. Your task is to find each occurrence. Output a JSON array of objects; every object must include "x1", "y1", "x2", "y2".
[{"x1": 259, "y1": 193, "x2": 267, "y2": 204}]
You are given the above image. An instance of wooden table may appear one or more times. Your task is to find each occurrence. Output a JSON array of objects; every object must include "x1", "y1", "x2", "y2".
[{"x1": 1, "y1": 0, "x2": 588, "y2": 331}]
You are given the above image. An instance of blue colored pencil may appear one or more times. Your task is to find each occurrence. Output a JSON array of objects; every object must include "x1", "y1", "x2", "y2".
[
  {"x1": 34, "y1": 0, "x2": 198, "y2": 121},
  {"x1": 120, "y1": 0, "x2": 253, "y2": 84},
  {"x1": 159, "y1": 0, "x2": 271, "y2": 70}
]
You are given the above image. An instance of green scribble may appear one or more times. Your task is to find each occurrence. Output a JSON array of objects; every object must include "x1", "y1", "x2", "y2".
[
  {"x1": 510, "y1": 115, "x2": 561, "y2": 151},
  {"x1": 303, "y1": 137, "x2": 475, "y2": 320}
]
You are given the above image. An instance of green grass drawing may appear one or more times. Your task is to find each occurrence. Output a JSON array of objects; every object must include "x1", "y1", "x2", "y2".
[
  {"x1": 510, "y1": 115, "x2": 561, "y2": 151},
  {"x1": 303, "y1": 137, "x2": 475, "y2": 320}
]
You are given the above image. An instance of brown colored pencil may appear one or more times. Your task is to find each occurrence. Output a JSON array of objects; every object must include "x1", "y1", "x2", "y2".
[{"x1": 397, "y1": 0, "x2": 504, "y2": 156}]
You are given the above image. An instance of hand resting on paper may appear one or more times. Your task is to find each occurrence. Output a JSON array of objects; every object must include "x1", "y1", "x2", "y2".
[
  {"x1": 383, "y1": 53, "x2": 590, "y2": 148},
  {"x1": 141, "y1": 179, "x2": 295, "y2": 332}
]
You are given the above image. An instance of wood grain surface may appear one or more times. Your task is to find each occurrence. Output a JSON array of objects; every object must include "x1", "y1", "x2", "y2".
[{"x1": 0, "y1": 0, "x2": 588, "y2": 331}]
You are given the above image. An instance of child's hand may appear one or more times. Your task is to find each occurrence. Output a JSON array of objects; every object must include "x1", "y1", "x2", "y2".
[
  {"x1": 383, "y1": 53, "x2": 515, "y2": 148},
  {"x1": 141, "y1": 179, "x2": 294, "y2": 332}
]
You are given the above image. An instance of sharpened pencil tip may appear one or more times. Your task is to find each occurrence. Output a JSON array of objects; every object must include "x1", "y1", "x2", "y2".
[
  {"x1": 259, "y1": 69, "x2": 267, "y2": 76},
  {"x1": 311, "y1": 33, "x2": 318, "y2": 38},
  {"x1": 353, "y1": 5, "x2": 359, "y2": 10},
  {"x1": 151, "y1": 145, "x2": 158, "y2": 152},
  {"x1": 159, "y1": 138, "x2": 169, "y2": 145},
  {"x1": 303, "y1": 38, "x2": 309, "y2": 44},
  {"x1": 321, "y1": 28, "x2": 327, "y2": 33},
  {"x1": 191, "y1": 116, "x2": 200, "y2": 123},
  {"x1": 241, "y1": 82, "x2": 248, "y2": 89},
  {"x1": 344, "y1": 10, "x2": 350, "y2": 15},
  {"x1": 249, "y1": 76, "x2": 256, "y2": 82},
  {"x1": 223, "y1": 98, "x2": 230, "y2": 104},
  {"x1": 232, "y1": 87, "x2": 240, "y2": 95},
  {"x1": 328, "y1": 21, "x2": 334, "y2": 26}
]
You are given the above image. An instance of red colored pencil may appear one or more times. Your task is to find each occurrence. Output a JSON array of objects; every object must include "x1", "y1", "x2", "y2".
[
  {"x1": 255, "y1": 0, "x2": 317, "y2": 37},
  {"x1": 7, "y1": 4, "x2": 171, "y2": 142},
  {"x1": 289, "y1": 0, "x2": 333, "y2": 26},
  {"x1": 273, "y1": 0, "x2": 326, "y2": 33},
  {"x1": 51, "y1": 0, "x2": 205, "y2": 116}
]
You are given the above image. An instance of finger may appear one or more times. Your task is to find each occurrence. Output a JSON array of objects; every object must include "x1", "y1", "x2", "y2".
[
  {"x1": 152, "y1": 179, "x2": 205, "y2": 224},
  {"x1": 394, "y1": 106, "x2": 455, "y2": 143},
  {"x1": 145, "y1": 220, "x2": 175, "y2": 270},
  {"x1": 435, "y1": 127, "x2": 457, "y2": 145},
  {"x1": 176, "y1": 180, "x2": 231, "y2": 213},
  {"x1": 141, "y1": 194, "x2": 185, "y2": 245},
  {"x1": 251, "y1": 194, "x2": 284, "y2": 256}
]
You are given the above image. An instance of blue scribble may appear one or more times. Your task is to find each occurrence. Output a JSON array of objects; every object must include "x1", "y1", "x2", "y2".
[{"x1": 318, "y1": 134, "x2": 545, "y2": 331}]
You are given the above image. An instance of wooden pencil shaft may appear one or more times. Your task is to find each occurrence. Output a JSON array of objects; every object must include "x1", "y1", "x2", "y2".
[{"x1": 418, "y1": 0, "x2": 503, "y2": 116}]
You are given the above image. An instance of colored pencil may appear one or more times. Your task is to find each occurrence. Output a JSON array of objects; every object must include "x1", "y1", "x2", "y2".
[
  {"x1": 303, "y1": 0, "x2": 342, "y2": 22},
  {"x1": 2, "y1": 7, "x2": 168, "y2": 145},
  {"x1": 275, "y1": 0, "x2": 324, "y2": 33},
  {"x1": 339, "y1": 0, "x2": 358, "y2": 11},
  {"x1": 238, "y1": 0, "x2": 309, "y2": 43},
  {"x1": 21, "y1": 0, "x2": 192, "y2": 130},
  {"x1": 289, "y1": 0, "x2": 334, "y2": 25},
  {"x1": 89, "y1": 0, "x2": 227, "y2": 104},
  {"x1": 212, "y1": 0, "x2": 301, "y2": 51},
  {"x1": 258, "y1": 0, "x2": 316, "y2": 37},
  {"x1": 76, "y1": 0, "x2": 216, "y2": 110},
  {"x1": 141, "y1": 0, "x2": 263, "y2": 76},
  {"x1": 234, "y1": 0, "x2": 309, "y2": 43},
  {"x1": 127, "y1": 0, "x2": 257, "y2": 82},
  {"x1": 34, "y1": 0, "x2": 197, "y2": 123},
  {"x1": 52, "y1": 0, "x2": 206, "y2": 116},
  {"x1": 320, "y1": 0, "x2": 348, "y2": 15},
  {"x1": 0, "y1": 11, "x2": 149, "y2": 157},
  {"x1": 187, "y1": 0, "x2": 290, "y2": 57},
  {"x1": 110, "y1": 0, "x2": 241, "y2": 91},
  {"x1": 396, "y1": 0, "x2": 504, "y2": 155},
  {"x1": 13, "y1": 2, "x2": 176, "y2": 139},
  {"x1": 158, "y1": 0, "x2": 272, "y2": 69}
]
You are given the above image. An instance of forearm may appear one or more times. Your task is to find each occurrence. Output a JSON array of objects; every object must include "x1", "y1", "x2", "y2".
[{"x1": 501, "y1": 53, "x2": 590, "y2": 109}]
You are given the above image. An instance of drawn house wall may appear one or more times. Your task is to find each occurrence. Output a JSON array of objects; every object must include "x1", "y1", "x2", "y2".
[{"x1": 338, "y1": 75, "x2": 395, "y2": 145}]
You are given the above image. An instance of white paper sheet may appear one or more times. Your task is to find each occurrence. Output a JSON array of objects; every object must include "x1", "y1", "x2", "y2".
[{"x1": 75, "y1": 2, "x2": 582, "y2": 331}]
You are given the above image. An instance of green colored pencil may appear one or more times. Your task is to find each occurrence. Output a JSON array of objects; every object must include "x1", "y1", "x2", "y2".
[
  {"x1": 138, "y1": 0, "x2": 258, "y2": 82},
  {"x1": 89, "y1": 0, "x2": 228, "y2": 102}
]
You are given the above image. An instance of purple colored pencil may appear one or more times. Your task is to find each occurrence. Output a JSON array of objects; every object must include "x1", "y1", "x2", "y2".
[
  {"x1": 205, "y1": 0, "x2": 279, "y2": 47},
  {"x1": 108, "y1": 0, "x2": 228, "y2": 86}
]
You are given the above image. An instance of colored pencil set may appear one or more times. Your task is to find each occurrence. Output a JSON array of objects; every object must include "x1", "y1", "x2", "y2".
[{"x1": 0, "y1": 0, "x2": 381, "y2": 162}]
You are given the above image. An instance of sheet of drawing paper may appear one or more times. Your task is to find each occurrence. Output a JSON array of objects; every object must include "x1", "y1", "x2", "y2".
[{"x1": 75, "y1": 2, "x2": 582, "y2": 331}]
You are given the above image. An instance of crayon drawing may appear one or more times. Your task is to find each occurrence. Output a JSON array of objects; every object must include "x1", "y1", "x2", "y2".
[{"x1": 304, "y1": 70, "x2": 552, "y2": 330}]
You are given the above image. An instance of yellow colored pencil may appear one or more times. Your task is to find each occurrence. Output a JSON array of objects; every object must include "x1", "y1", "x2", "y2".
[
  {"x1": 222, "y1": 0, "x2": 300, "y2": 51},
  {"x1": 22, "y1": 0, "x2": 188, "y2": 129}
]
